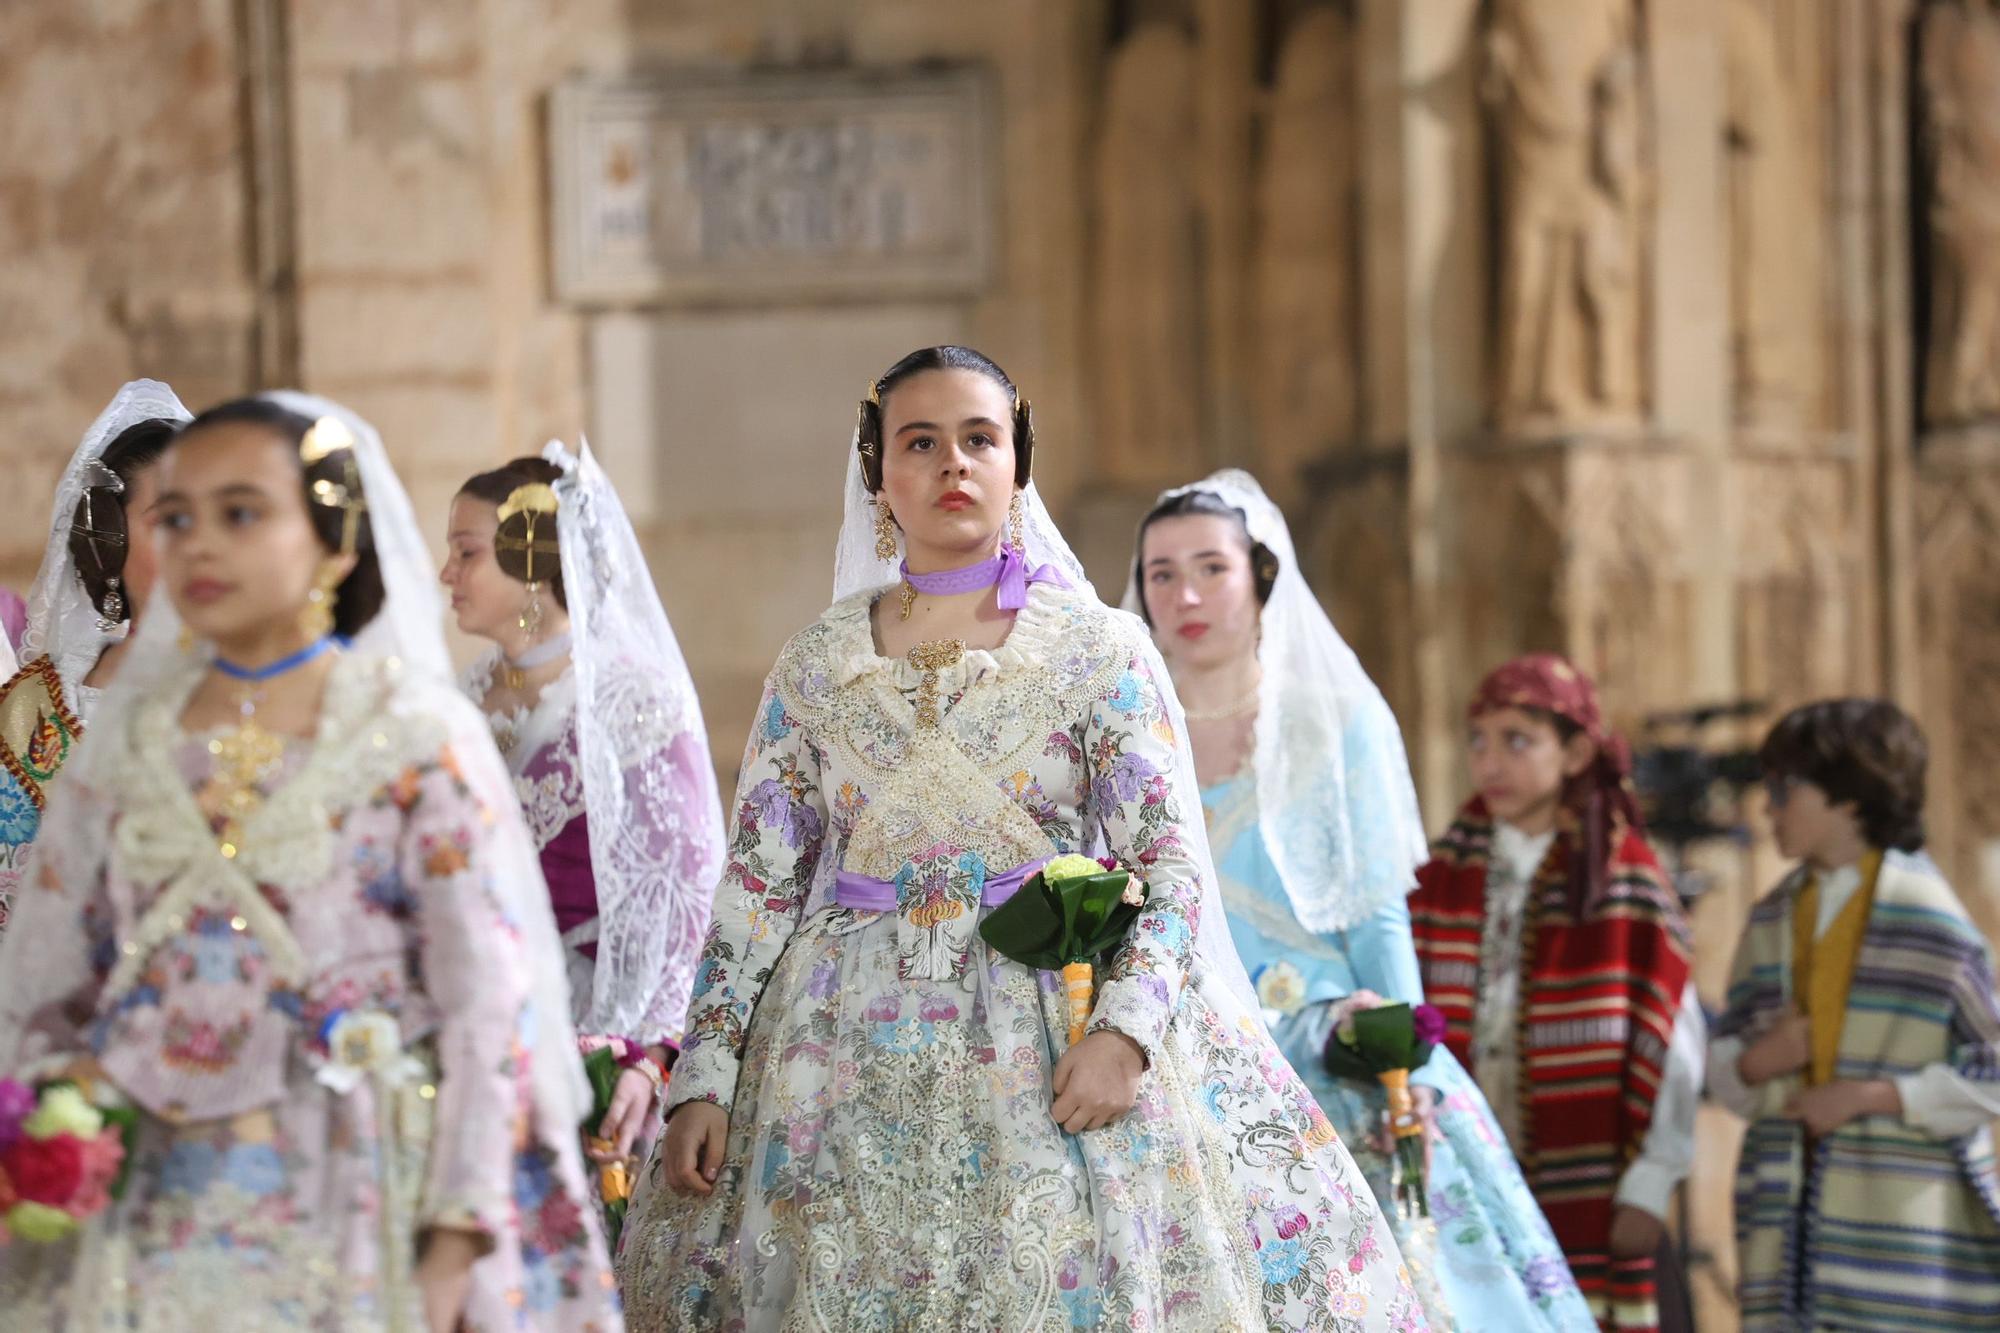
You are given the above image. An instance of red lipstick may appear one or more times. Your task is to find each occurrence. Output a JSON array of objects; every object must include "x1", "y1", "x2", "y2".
[{"x1": 937, "y1": 489, "x2": 974, "y2": 511}]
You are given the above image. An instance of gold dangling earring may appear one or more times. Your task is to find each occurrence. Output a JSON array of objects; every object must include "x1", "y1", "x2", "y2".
[
  {"x1": 519, "y1": 580, "x2": 546, "y2": 640},
  {"x1": 1008, "y1": 492, "x2": 1026, "y2": 556},
  {"x1": 874, "y1": 499, "x2": 898, "y2": 562},
  {"x1": 299, "y1": 560, "x2": 340, "y2": 639}
]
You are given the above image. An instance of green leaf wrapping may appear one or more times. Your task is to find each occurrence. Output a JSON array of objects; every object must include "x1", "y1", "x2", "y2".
[
  {"x1": 579, "y1": 1045, "x2": 622, "y2": 1127},
  {"x1": 1320, "y1": 1002, "x2": 1437, "y2": 1083},
  {"x1": 978, "y1": 868, "x2": 1149, "y2": 969}
]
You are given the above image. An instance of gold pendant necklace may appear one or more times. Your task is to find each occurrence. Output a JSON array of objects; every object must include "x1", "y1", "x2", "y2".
[
  {"x1": 907, "y1": 639, "x2": 965, "y2": 729},
  {"x1": 202, "y1": 684, "x2": 287, "y2": 860}
]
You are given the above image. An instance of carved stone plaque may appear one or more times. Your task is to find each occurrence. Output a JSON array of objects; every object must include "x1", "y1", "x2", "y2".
[{"x1": 550, "y1": 67, "x2": 996, "y2": 305}]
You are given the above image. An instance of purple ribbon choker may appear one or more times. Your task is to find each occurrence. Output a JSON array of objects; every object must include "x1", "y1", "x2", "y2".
[{"x1": 899, "y1": 547, "x2": 1069, "y2": 612}]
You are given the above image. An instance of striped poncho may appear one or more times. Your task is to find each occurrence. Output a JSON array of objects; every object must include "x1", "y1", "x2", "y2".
[
  {"x1": 1409, "y1": 800, "x2": 1692, "y2": 1331},
  {"x1": 1716, "y1": 850, "x2": 2000, "y2": 1330}
]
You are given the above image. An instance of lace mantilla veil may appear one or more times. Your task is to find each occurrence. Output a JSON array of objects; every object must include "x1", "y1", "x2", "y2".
[
  {"x1": 830, "y1": 439, "x2": 1261, "y2": 1011},
  {"x1": 0, "y1": 391, "x2": 592, "y2": 1123},
  {"x1": 544, "y1": 438, "x2": 725, "y2": 1043},
  {"x1": 1121, "y1": 469, "x2": 1430, "y2": 932},
  {"x1": 18, "y1": 379, "x2": 193, "y2": 696}
]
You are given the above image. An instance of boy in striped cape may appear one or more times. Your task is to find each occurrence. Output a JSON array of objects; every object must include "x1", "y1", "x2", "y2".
[
  {"x1": 1409, "y1": 655, "x2": 1703, "y2": 1332},
  {"x1": 1712, "y1": 699, "x2": 2000, "y2": 1330}
]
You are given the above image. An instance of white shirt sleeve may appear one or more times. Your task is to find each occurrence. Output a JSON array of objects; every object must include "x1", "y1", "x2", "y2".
[
  {"x1": 1895, "y1": 1063, "x2": 2000, "y2": 1139},
  {"x1": 1614, "y1": 982, "x2": 1706, "y2": 1220}
]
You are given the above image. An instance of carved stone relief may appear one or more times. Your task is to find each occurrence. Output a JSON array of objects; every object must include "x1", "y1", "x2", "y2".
[
  {"x1": 1917, "y1": 0, "x2": 2000, "y2": 428},
  {"x1": 1915, "y1": 455, "x2": 2000, "y2": 934},
  {"x1": 1725, "y1": 0, "x2": 1816, "y2": 430},
  {"x1": 1486, "y1": 0, "x2": 1648, "y2": 433},
  {"x1": 1253, "y1": 6, "x2": 1359, "y2": 498},
  {"x1": 1092, "y1": 22, "x2": 1206, "y2": 484}
]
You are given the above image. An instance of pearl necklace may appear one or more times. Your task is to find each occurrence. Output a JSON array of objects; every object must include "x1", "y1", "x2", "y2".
[{"x1": 1181, "y1": 684, "x2": 1261, "y2": 723}]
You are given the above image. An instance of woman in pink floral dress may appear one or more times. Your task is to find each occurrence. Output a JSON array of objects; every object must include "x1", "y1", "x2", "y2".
[{"x1": 0, "y1": 393, "x2": 621, "y2": 1331}]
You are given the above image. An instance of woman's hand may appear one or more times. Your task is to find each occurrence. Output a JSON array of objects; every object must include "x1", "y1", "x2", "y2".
[
  {"x1": 1050, "y1": 1030, "x2": 1147, "y2": 1134},
  {"x1": 661, "y1": 1100, "x2": 729, "y2": 1196},
  {"x1": 416, "y1": 1227, "x2": 482, "y2": 1333},
  {"x1": 589, "y1": 1066, "x2": 657, "y2": 1163},
  {"x1": 1328, "y1": 989, "x2": 1386, "y2": 1036},
  {"x1": 1370, "y1": 1084, "x2": 1438, "y2": 1163}
]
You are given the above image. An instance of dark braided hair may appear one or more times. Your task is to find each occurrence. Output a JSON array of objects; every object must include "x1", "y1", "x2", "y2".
[
  {"x1": 172, "y1": 399, "x2": 386, "y2": 640},
  {"x1": 855, "y1": 346, "x2": 1035, "y2": 493},
  {"x1": 1131, "y1": 489, "x2": 1281, "y2": 626},
  {"x1": 457, "y1": 458, "x2": 568, "y2": 609},
  {"x1": 67, "y1": 418, "x2": 179, "y2": 625}
]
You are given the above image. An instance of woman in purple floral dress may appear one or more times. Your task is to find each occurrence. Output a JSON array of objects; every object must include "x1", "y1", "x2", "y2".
[
  {"x1": 443, "y1": 445, "x2": 724, "y2": 1167},
  {"x1": 616, "y1": 347, "x2": 1426, "y2": 1332}
]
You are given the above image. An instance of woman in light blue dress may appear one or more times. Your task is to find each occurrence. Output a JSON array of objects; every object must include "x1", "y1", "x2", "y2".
[{"x1": 1129, "y1": 470, "x2": 1595, "y2": 1333}]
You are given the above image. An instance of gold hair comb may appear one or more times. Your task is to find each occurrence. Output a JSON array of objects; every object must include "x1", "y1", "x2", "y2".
[
  {"x1": 496, "y1": 483, "x2": 560, "y2": 584},
  {"x1": 299, "y1": 416, "x2": 357, "y2": 464}
]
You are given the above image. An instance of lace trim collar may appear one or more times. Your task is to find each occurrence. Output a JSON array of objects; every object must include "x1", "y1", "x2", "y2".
[
  {"x1": 464, "y1": 647, "x2": 577, "y2": 769},
  {"x1": 820, "y1": 579, "x2": 1070, "y2": 689}
]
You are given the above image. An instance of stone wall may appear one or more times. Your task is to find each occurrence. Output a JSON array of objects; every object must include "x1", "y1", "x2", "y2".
[{"x1": 0, "y1": 0, "x2": 261, "y2": 589}]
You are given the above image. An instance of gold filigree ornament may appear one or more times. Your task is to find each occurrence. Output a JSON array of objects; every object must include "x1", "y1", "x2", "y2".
[
  {"x1": 497, "y1": 482, "x2": 560, "y2": 639},
  {"x1": 201, "y1": 685, "x2": 287, "y2": 860},
  {"x1": 906, "y1": 639, "x2": 965, "y2": 729},
  {"x1": 300, "y1": 416, "x2": 368, "y2": 638}
]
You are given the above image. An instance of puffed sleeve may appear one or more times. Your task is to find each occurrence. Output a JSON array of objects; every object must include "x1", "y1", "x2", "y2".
[
  {"x1": 403, "y1": 747, "x2": 528, "y2": 1241},
  {"x1": 667, "y1": 677, "x2": 827, "y2": 1112},
  {"x1": 1084, "y1": 647, "x2": 1203, "y2": 1066}
]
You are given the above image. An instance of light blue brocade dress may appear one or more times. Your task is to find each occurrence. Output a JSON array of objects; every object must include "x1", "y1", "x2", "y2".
[{"x1": 1203, "y1": 769, "x2": 1596, "y2": 1333}]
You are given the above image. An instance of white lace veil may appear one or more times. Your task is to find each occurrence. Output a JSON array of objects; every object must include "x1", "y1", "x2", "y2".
[
  {"x1": 19, "y1": 379, "x2": 192, "y2": 697},
  {"x1": 830, "y1": 440, "x2": 1259, "y2": 1010},
  {"x1": 0, "y1": 392, "x2": 591, "y2": 1123},
  {"x1": 545, "y1": 438, "x2": 725, "y2": 1044},
  {"x1": 830, "y1": 437, "x2": 1092, "y2": 603},
  {"x1": 1122, "y1": 469, "x2": 1430, "y2": 932}
]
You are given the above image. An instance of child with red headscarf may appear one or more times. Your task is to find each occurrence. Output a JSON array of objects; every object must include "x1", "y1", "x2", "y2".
[{"x1": 1409, "y1": 655, "x2": 1703, "y2": 1333}]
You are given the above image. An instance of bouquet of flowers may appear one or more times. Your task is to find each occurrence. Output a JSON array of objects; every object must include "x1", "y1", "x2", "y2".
[
  {"x1": 576, "y1": 1036, "x2": 662, "y2": 1248},
  {"x1": 978, "y1": 854, "x2": 1150, "y2": 1045},
  {"x1": 0, "y1": 1077, "x2": 135, "y2": 1244},
  {"x1": 1321, "y1": 995, "x2": 1447, "y2": 1217}
]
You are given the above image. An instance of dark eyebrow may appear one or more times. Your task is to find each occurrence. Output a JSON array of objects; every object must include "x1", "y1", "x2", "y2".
[
  {"x1": 892, "y1": 416, "x2": 1004, "y2": 437},
  {"x1": 159, "y1": 482, "x2": 271, "y2": 505},
  {"x1": 1144, "y1": 548, "x2": 1229, "y2": 568}
]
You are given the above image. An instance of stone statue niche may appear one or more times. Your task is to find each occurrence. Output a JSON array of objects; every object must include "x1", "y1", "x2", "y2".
[
  {"x1": 1486, "y1": 0, "x2": 1648, "y2": 435},
  {"x1": 1091, "y1": 20, "x2": 1207, "y2": 485},
  {"x1": 1725, "y1": 0, "x2": 1816, "y2": 433},
  {"x1": 1917, "y1": 0, "x2": 2000, "y2": 431},
  {"x1": 1253, "y1": 4, "x2": 1359, "y2": 496}
]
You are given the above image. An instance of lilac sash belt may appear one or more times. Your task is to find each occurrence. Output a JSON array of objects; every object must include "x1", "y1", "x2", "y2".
[{"x1": 833, "y1": 857, "x2": 1050, "y2": 913}]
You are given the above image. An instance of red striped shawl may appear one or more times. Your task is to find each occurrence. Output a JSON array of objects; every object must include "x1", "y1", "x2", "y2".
[{"x1": 1410, "y1": 799, "x2": 1693, "y2": 1332}]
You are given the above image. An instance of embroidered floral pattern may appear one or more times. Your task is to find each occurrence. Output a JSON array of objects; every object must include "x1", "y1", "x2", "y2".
[{"x1": 0, "y1": 656, "x2": 618, "y2": 1329}]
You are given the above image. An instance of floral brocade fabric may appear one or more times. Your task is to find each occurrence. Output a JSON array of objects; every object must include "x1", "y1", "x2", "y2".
[
  {"x1": 616, "y1": 584, "x2": 1425, "y2": 1332},
  {"x1": 0, "y1": 655, "x2": 619, "y2": 1331}
]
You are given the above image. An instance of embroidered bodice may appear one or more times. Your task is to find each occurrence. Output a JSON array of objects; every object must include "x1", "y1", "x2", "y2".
[
  {"x1": 674, "y1": 582, "x2": 1207, "y2": 1109},
  {"x1": 39, "y1": 656, "x2": 523, "y2": 1160}
]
